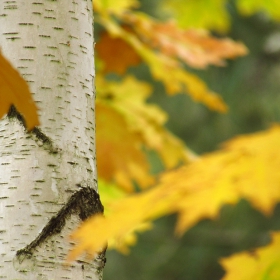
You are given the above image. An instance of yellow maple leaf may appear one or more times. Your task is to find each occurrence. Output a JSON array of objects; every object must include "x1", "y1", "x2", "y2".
[
  {"x1": 0, "y1": 51, "x2": 39, "y2": 130},
  {"x1": 98, "y1": 179, "x2": 153, "y2": 254},
  {"x1": 68, "y1": 125, "x2": 280, "y2": 261},
  {"x1": 96, "y1": 75, "x2": 195, "y2": 172},
  {"x1": 220, "y1": 232, "x2": 280, "y2": 280},
  {"x1": 145, "y1": 51, "x2": 228, "y2": 112},
  {"x1": 165, "y1": 124, "x2": 280, "y2": 234},
  {"x1": 108, "y1": 221, "x2": 153, "y2": 254},
  {"x1": 68, "y1": 185, "x2": 178, "y2": 261}
]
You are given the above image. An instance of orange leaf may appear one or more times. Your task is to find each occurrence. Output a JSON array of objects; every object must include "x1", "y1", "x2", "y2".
[
  {"x1": 96, "y1": 31, "x2": 142, "y2": 74},
  {"x1": 98, "y1": 17, "x2": 228, "y2": 112},
  {"x1": 0, "y1": 50, "x2": 39, "y2": 130},
  {"x1": 96, "y1": 102, "x2": 154, "y2": 192},
  {"x1": 123, "y1": 13, "x2": 248, "y2": 69}
]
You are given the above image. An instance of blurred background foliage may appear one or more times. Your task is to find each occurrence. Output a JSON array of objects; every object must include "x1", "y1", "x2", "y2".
[{"x1": 98, "y1": 0, "x2": 280, "y2": 279}]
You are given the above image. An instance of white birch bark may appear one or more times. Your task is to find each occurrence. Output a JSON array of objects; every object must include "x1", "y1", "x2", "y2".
[{"x1": 0, "y1": 0, "x2": 104, "y2": 279}]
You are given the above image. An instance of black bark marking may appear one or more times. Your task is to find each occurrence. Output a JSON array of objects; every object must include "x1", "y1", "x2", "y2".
[
  {"x1": 8, "y1": 105, "x2": 26, "y2": 127},
  {"x1": 15, "y1": 185, "x2": 104, "y2": 263},
  {"x1": 8, "y1": 105, "x2": 58, "y2": 153},
  {"x1": 95, "y1": 250, "x2": 107, "y2": 274}
]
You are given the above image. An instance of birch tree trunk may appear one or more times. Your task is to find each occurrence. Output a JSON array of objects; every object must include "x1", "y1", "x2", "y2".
[{"x1": 0, "y1": 1, "x2": 104, "y2": 279}]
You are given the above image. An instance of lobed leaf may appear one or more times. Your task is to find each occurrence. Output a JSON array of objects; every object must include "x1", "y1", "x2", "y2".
[
  {"x1": 160, "y1": 0, "x2": 229, "y2": 32},
  {"x1": 169, "y1": 124, "x2": 280, "y2": 233},
  {"x1": 98, "y1": 179, "x2": 153, "y2": 254},
  {"x1": 69, "y1": 125, "x2": 280, "y2": 260}
]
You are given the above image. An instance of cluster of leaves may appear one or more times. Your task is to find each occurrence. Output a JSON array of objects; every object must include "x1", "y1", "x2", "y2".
[
  {"x1": 93, "y1": 0, "x2": 248, "y2": 192},
  {"x1": 1, "y1": 0, "x2": 280, "y2": 278},
  {"x1": 70, "y1": 0, "x2": 280, "y2": 278}
]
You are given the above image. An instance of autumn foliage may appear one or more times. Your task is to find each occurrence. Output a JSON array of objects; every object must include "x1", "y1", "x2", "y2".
[{"x1": 1, "y1": 0, "x2": 280, "y2": 279}]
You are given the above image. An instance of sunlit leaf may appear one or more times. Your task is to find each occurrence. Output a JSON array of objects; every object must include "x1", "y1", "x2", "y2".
[
  {"x1": 168, "y1": 125, "x2": 280, "y2": 234},
  {"x1": 220, "y1": 232, "x2": 280, "y2": 280},
  {"x1": 68, "y1": 186, "x2": 177, "y2": 261},
  {"x1": 141, "y1": 49, "x2": 228, "y2": 112},
  {"x1": 98, "y1": 179, "x2": 153, "y2": 254},
  {"x1": 69, "y1": 125, "x2": 280, "y2": 260},
  {"x1": 0, "y1": 51, "x2": 39, "y2": 130},
  {"x1": 98, "y1": 179, "x2": 126, "y2": 215}
]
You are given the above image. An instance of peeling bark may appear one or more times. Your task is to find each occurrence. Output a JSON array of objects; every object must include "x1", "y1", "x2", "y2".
[{"x1": 0, "y1": 0, "x2": 103, "y2": 279}]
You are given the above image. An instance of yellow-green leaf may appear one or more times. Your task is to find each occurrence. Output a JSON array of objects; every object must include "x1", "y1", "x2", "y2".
[
  {"x1": 161, "y1": 0, "x2": 229, "y2": 32},
  {"x1": 237, "y1": 0, "x2": 280, "y2": 20},
  {"x1": 94, "y1": 0, "x2": 139, "y2": 15}
]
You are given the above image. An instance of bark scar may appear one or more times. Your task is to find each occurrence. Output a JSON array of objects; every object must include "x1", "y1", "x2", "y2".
[{"x1": 15, "y1": 185, "x2": 104, "y2": 264}]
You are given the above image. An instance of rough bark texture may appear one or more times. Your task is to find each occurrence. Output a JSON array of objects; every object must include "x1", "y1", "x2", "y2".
[{"x1": 0, "y1": 0, "x2": 103, "y2": 279}]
